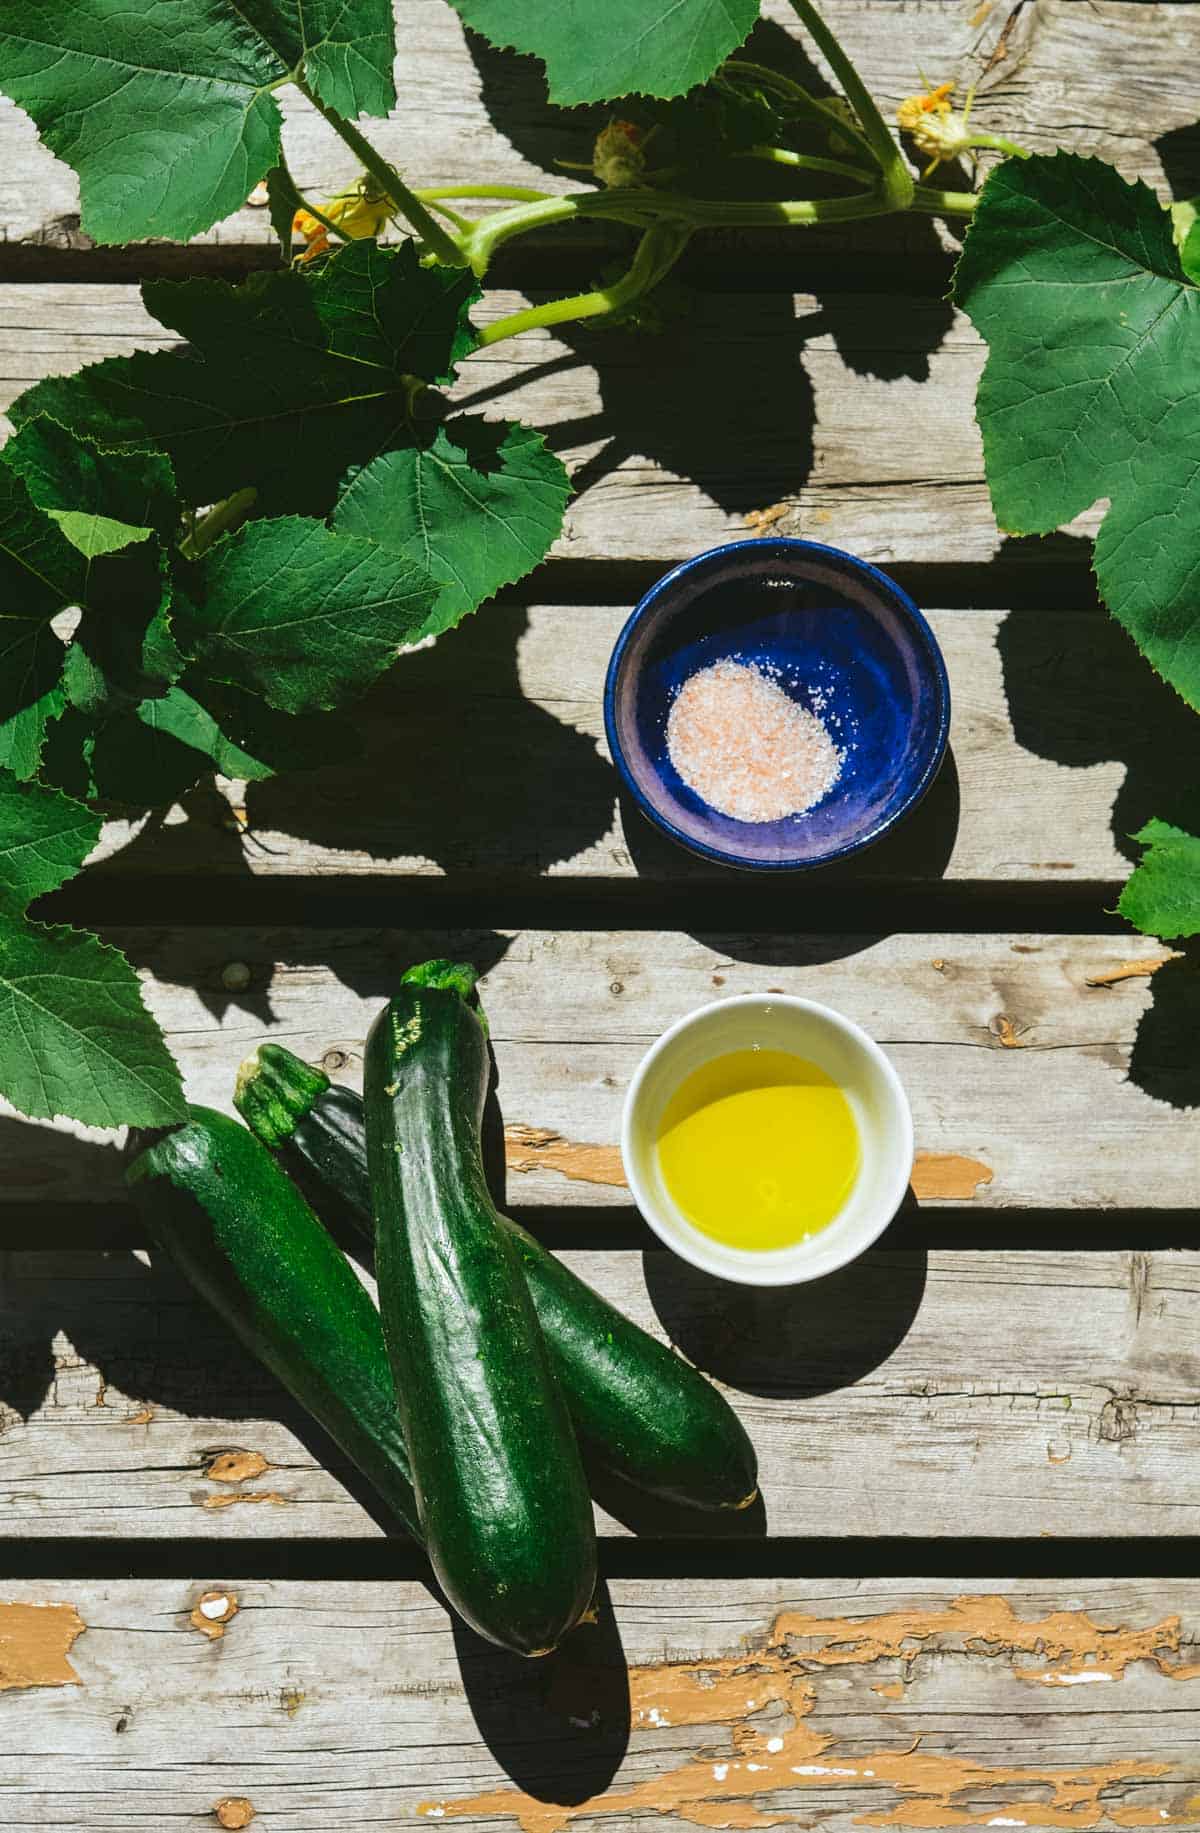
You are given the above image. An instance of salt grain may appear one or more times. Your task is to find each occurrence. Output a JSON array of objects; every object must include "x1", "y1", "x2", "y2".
[{"x1": 666, "y1": 659, "x2": 840, "y2": 823}]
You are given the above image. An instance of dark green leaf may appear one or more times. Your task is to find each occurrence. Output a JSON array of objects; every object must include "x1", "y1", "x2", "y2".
[
  {"x1": 447, "y1": 0, "x2": 760, "y2": 102},
  {"x1": 0, "y1": 468, "x2": 82, "y2": 723},
  {"x1": 0, "y1": 0, "x2": 395, "y2": 244},
  {"x1": 143, "y1": 680, "x2": 361, "y2": 782},
  {"x1": 176, "y1": 517, "x2": 439, "y2": 715},
  {"x1": 0, "y1": 894, "x2": 184, "y2": 1125},
  {"x1": 333, "y1": 417, "x2": 570, "y2": 636},
  {"x1": 4, "y1": 417, "x2": 177, "y2": 557},
  {"x1": 63, "y1": 541, "x2": 181, "y2": 719},
  {"x1": 1118, "y1": 818, "x2": 1200, "y2": 940},
  {"x1": 955, "y1": 153, "x2": 1200, "y2": 710},
  {"x1": 0, "y1": 766, "x2": 184, "y2": 1126},
  {"x1": 0, "y1": 685, "x2": 66, "y2": 782},
  {"x1": 12, "y1": 243, "x2": 479, "y2": 516},
  {"x1": 84, "y1": 704, "x2": 209, "y2": 807},
  {"x1": 0, "y1": 766, "x2": 100, "y2": 903},
  {"x1": 265, "y1": 163, "x2": 305, "y2": 258}
]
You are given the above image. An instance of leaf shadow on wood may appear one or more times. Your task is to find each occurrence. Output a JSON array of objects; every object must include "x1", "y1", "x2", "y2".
[
  {"x1": 1154, "y1": 122, "x2": 1200, "y2": 204},
  {"x1": 95, "y1": 605, "x2": 617, "y2": 904},
  {"x1": 454, "y1": 272, "x2": 956, "y2": 531},
  {"x1": 996, "y1": 575, "x2": 1200, "y2": 868},
  {"x1": 455, "y1": 20, "x2": 955, "y2": 517},
  {"x1": 617, "y1": 743, "x2": 960, "y2": 924},
  {"x1": 234, "y1": 608, "x2": 615, "y2": 880},
  {"x1": 450, "y1": 1583, "x2": 631, "y2": 1808},
  {"x1": 642, "y1": 1245, "x2": 928, "y2": 1402},
  {"x1": 995, "y1": 562, "x2": 1200, "y2": 1110},
  {"x1": 1126, "y1": 951, "x2": 1200, "y2": 1112},
  {"x1": 114, "y1": 926, "x2": 515, "y2": 1061}
]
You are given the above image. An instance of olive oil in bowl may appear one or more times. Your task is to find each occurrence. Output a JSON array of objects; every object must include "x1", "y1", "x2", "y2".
[
  {"x1": 622, "y1": 994, "x2": 913, "y2": 1287},
  {"x1": 656, "y1": 1049, "x2": 860, "y2": 1252}
]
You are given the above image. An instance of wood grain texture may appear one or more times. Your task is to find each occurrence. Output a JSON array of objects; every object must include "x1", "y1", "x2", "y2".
[
  {"x1": 0, "y1": 928, "x2": 1192, "y2": 1213},
  {"x1": 68, "y1": 607, "x2": 1192, "y2": 886},
  {"x1": 0, "y1": 277, "x2": 1125, "y2": 577},
  {"x1": 3, "y1": 1243, "x2": 1199, "y2": 1539},
  {"x1": 0, "y1": 285, "x2": 1020, "y2": 568},
  {"x1": 0, "y1": 1, "x2": 1195, "y2": 252},
  {"x1": 0, "y1": 1579, "x2": 1196, "y2": 1829}
]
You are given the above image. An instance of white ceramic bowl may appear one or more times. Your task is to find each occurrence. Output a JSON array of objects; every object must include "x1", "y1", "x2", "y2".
[{"x1": 621, "y1": 994, "x2": 914, "y2": 1287}]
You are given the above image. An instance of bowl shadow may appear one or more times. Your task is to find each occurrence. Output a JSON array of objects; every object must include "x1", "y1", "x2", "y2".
[{"x1": 642, "y1": 1243, "x2": 928, "y2": 1401}]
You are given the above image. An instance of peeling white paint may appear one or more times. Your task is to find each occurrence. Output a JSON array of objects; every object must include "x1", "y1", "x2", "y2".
[
  {"x1": 1039, "y1": 1670, "x2": 1114, "y2": 1685},
  {"x1": 645, "y1": 1705, "x2": 670, "y2": 1726},
  {"x1": 766, "y1": 1737, "x2": 784, "y2": 1753},
  {"x1": 988, "y1": 1819, "x2": 1027, "y2": 1827},
  {"x1": 199, "y1": 1596, "x2": 230, "y2": 1620},
  {"x1": 713, "y1": 1764, "x2": 729, "y2": 1782},
  {"x1": 791, "y1": 1765, "x2": 859, "y2": 1777}
]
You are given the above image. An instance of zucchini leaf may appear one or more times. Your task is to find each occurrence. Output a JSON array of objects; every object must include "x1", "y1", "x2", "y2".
[
  {"x1": 1119, "y1": 819, "x2": 1200, "y2": 940},
  {"x1": 0, "y1": 0, "x2": 395, "y2": 244},
  {"x1": 4, "y1": 419, "x2": 177, "y2": 558},
  {"x1": 175, "y1": 517, "x2": 440, "y2": 716},
  {"x1": 0, "y1": 467, "x2": 85, "y2": 723},
  {"x1": 11, "y1": 243, "x2": 480, "y2": 517},
  {"x1": 955, "y1": 153, "x2": 1200, "y2": 712},
  {"x1": 447, "y1": 0, "x2": 760, "y2": 103},
  {"x1": 333, "y1": 418, "x2": 571, "y2": 636},
  {"x1": 0, "y1": 767, "x2": 184, "y2": 1126}
]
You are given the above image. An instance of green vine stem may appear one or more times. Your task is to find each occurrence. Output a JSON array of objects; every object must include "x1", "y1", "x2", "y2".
[
  {"x1": 296, "y1": 79, "x2": 467, "y2": 266},
  {"x1": 280, "y1": 160, "x2": 353, "y2": 247},
  {"x1": 911, "y1": 184, "x2": 979, "y2": 216},
  {"x1": 476, "y1": 222, "x2": 693, "y2": 347},
  {"x1": 459, "y1": 191, "x2": 662, "y2": 274},
  {"x1": 720, "y1": 59, "x2": 877, "y2": 166},
  {"x1": 416, "y1": 184, "x2": 554, "y2": 204},
  {"x1": 179, "y1": 487, "x2": 258, "y2": 559},
  {"x1": 416, "y1": 197, "x2": 475, "y2": 232},
  {"x1": 965, "y1": 132, "x2": 1031, "y2": 160},
  {"x1": 460, "y1": 182, "x2": 894, "y2": 276},
  {"x1": 785, "y1": 0, "x2": 915, "y2": 208},
  {"x1": 733, "y1": 144, "x2": 874, "y2": 183}
]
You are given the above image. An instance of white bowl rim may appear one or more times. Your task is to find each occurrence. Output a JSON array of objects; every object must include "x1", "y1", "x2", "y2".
[{"x1": 620, "y1": 992, "x2": 915, "y2": 1288}]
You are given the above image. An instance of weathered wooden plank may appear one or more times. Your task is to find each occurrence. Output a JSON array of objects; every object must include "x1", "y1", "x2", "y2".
[
  {"x1": 1, "y1": 285, "x2": 1022, "y2": 567},
  {"x1": 0, "y1": 1578, "x2": 1196, "y2": 1830},
  {"x1": 0, "y1": 929, "x2": 1190, "y2": 1213},
  {"x1": 2, "y1": 1243, "x2": 1198, "y2": 1539},
  {"x1": 69, "y1": 606, "x2": 1185, "y2": 886},
  {"x1": 0, "y1": 1, "x2": 1195, "y2": 253}
]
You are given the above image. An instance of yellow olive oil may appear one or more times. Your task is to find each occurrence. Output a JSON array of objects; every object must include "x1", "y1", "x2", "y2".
[{"x1": 655, "y1": 1049, "x2": 860, "y2": 1252}]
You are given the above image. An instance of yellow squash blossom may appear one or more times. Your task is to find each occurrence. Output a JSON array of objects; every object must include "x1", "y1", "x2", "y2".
[
  {"x1": 896, "y1": 80, "x2": 974, "y2": 177},
  {"x1": 293, "y1": 180, "x2": 393, "y2": 261}
]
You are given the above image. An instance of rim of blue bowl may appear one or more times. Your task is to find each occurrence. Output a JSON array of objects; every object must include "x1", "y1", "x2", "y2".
[{"x1": 603, "y1": 536, "x2": 952, "y2": 873}]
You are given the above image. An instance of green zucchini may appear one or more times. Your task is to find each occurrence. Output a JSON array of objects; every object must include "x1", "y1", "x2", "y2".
[
  {"x1": 364, "y1": 965, "x2": 597, "y2": 1657},
  {"x1": 236, "y1": 1043, "x2": 758, "y2": 1517},
  {"x1": 125, "y1": 1107, "x2": 420, "y2": 1539}
]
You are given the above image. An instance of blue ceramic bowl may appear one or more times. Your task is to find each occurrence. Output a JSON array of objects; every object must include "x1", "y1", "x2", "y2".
[{"x1": 604, "y1": 538, "x2": 950, "y2": 871}]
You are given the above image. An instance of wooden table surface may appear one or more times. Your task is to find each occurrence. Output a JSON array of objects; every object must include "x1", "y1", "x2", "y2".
[{"x1": 3, "y1": 2, "x2": 1200, "y2": 1827}]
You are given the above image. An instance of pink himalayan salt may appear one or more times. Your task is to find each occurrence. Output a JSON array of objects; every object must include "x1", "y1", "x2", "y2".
[{"x1": 666, "y1": 659, "x2": 840, "y2": 823}]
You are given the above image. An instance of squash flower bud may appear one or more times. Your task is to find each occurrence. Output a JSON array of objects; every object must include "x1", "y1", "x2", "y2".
[{"x1": 592, "y1": 120, "x2": 646, "y2": 188}]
